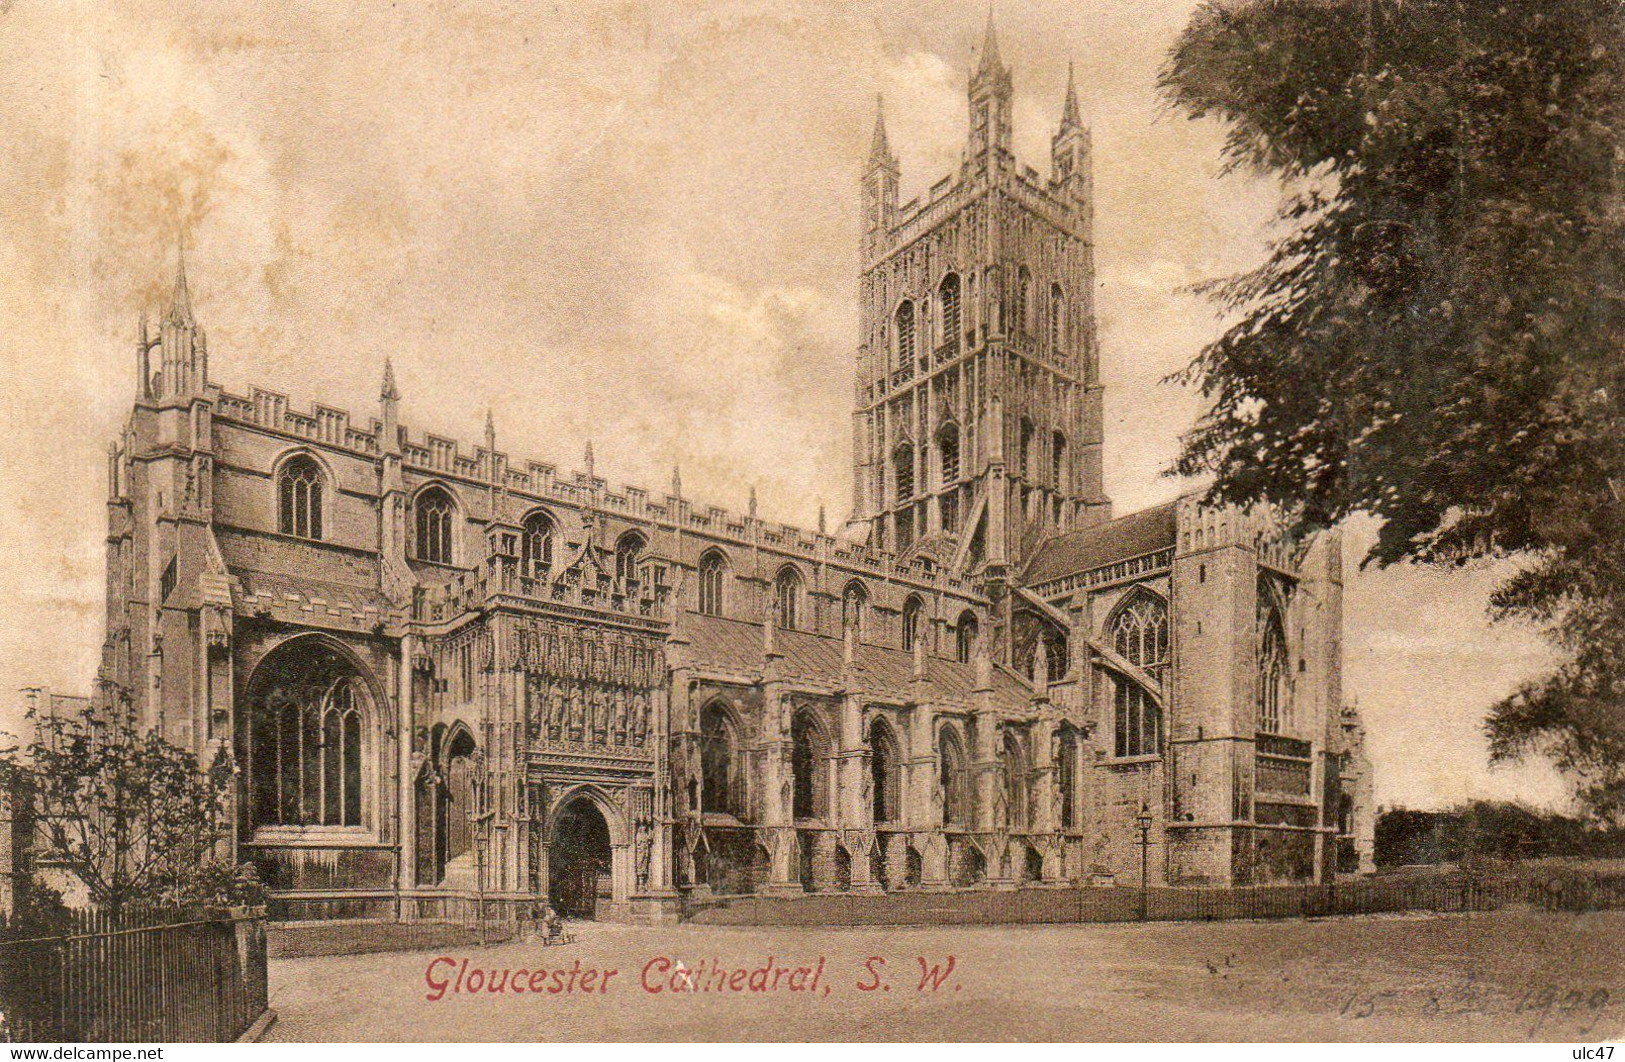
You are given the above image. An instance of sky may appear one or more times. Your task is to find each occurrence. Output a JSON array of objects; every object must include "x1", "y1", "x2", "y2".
[{"x1": 0, "y1": 0, "x2": 1570, "y2": 811}]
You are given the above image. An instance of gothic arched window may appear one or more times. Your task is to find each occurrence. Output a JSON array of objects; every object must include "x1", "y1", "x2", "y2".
[
  {"x1": 939, "y1": 273, "x2": 962, "y2": 348},
  {"x1": 1019, "y1": 418, "x2": 1036, "y2": 480},
  {"x1": 1259, "y1": 602, "x2": 1290, "y2": 734},
  {"x1": 700, "y1": 702, "x2": 742, "y2": 817},
  {"x1": 1049, "y1": 282, "x2": 1065, "y2": 352},
  {"x1": 842, "y1": 581, "x2": 868, "y2": 639},
  {"x1": 278, "y1": 455, "x2": 324, "y2": 540},
  {"x1": 895, "y1": 300, "x2": 916, "y2": 370},
  {"x1": 938, "y1": 726, "x2": 969, "y2": 827},
  {"x1": 938, "y1": 424, "x2": 960, "y2": 485},
  {"x1": 894, "y1": 442, "x2": 915, "y2": 504},
  {"x1": 247, "y1": 639, "x2": 371, "y2": 829},
  {"x1": 1051, "y1": 431, "x2": 1068, "y2": 490},
  {"x1": 614, "y1": 530, "x2": 646, "y2": 587},
  {"x1": 522, "y1": 511, "x2": 555, "y2": 577},
  {"x1": 1001, "y1": 730, "x2": 1031, "y2": 828},
  {"x1": 1020, "y1": 619, "x2": 1068, "y2": 683},
  {"x1": 1057, "y1": 726, "x2": 1078, "y2": 829},
  {"x1": 1110, "y1": 591, "x2": 1169, "y2": 758},
  {"x1": 698, "y1": 550, "x2": 727, "y2": 616},
  {"x1": 1015, "y1": 265, "x2": 1032, "y2": 333},
  {"x1": 775, "y1": 566, "x2": 803, "y2": 631},
  {"x1": 414, "y1": 487, "x2": 457, "y2": 565},
  {"x1": 1113, "y1": 592, "x2": 1170, "y2": 671},
  {"x1": 902, "y1": 595, "x2": 924, "y2": 653},
  {"x1": 955, "y1": 610, "x2": 979, "y2": 664},
  {"x1": 792, "y1": 709, "x2": 830, "y2": 821},
  {"x1": 870, "y1": 718, "x2": 902, "y2": 825}
]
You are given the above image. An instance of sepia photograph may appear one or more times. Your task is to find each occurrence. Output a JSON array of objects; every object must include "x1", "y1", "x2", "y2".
[{"x1": 0, "y1": 0, "x2": 1621, "y2": 1047}]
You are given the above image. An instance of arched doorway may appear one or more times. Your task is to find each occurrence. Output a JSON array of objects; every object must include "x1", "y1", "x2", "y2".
[
  {"x1": 436, "y1": 727, "x2": 477, "y2": 887},
  {"x1": 550, "y1": 797, "x2": 612, "y2": 918}
]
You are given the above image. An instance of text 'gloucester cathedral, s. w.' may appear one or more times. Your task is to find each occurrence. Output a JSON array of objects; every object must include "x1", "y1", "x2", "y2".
[{"x1": 85, "y1": 21, "x2": 1375, "y2": 923}]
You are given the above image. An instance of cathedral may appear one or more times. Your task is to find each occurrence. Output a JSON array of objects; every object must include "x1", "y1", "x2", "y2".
[{"x1": 85, "y1": 22, "x2": 1374, "y2": 923}]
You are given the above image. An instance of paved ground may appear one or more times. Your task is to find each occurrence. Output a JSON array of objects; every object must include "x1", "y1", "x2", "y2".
[{"x1": 266, "y1": 909, "x2": 1625, "y2": 1041}]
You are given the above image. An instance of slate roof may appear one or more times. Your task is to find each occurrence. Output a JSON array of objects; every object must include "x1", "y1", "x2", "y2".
[
  {"x1": 681, "y1": 613, "x2": 1032, "y2": 709},
  {"x1": 1021, "y1": 500, "x2": 1179, "y2": 588}
]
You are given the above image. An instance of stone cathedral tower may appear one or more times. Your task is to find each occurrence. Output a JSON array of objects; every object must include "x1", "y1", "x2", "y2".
[{"x1": 851, "y1": 18, "x2": 1110, "y2": 592}]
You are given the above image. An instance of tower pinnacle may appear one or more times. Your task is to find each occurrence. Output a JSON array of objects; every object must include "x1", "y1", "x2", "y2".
[
  {"x1": 167, "y1": 236, "x2": 193, "y2": 326},
  {"x1": 1061, "y1": 61, "x2": 1082, "y2": 128},
  {"x1": 380, "y1": 357, "x2": 400, "y2": 402},
  {"x1": 869, "y1": 95, "x2": 893, "y2": 163},
  {"x1": 977, "y1": 8, "x2": 1003, "y2": 74}
]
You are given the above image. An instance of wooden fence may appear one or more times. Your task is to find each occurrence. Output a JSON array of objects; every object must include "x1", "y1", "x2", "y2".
[
  {"x1": 684, "y1": 869, "x2": 1625, "y2": 927},
  {"x1": 0, "y1": 906, "x2": 269, "y2": 1043}
]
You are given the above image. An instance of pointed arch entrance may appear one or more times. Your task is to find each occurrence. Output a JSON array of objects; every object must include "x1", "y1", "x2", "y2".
[{"x1": 549, "y1": 796, "x2": 612, "y2": 918}]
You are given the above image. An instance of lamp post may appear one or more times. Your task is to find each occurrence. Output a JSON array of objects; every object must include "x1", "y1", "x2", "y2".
[{"x1": 1136, "y1": 801, "x2": 1153, "y2": 922}]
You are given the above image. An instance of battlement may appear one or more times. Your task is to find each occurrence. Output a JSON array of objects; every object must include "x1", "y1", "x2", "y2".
[
  {"x1": 1175, "y1": 495, "x2": 1308, "y2": 575},
  {"x1": 210, "y1": 379, "x2": 973, "y2": 594},
  {"x1": 875, "y1": 151, "x2": 1085, "y2": 265},
  {"x1": 215, "y1": 387, "x2": 383, "y2": 455}
]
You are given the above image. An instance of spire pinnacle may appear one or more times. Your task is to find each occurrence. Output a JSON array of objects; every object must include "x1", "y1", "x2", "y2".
[
  {"x1": 1061, "y1": 61, "x2": 1082, "y2": 128},
  {"x1": 380, "y1": 358, "x2": 400, "y2": 402},
  {"x1": 748, "y1": 485, "x2": 758, "y2": 519},
  {"x1": 869, "y1": 94, "x2": 892, "y2": 162},
  {"x1": 584, "y1": 440, "x2": 595, "y2": 480},
  {"x1": 977, "y1": 7, "x2": 1003, "y2": 74},
  {"x1": 166, "y1": 235, "x2": 194, "y2": 326},
  {"x1": 671, "y1": 465, "x2": 682, "y2": 498}
]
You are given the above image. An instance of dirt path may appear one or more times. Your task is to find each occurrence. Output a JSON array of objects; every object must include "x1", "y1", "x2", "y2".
[{"x1": 265, "y1": 909, "x2": 1625, "y2": 1041}]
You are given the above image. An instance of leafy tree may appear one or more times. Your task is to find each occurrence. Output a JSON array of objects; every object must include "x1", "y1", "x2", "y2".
[
  {"x1": 9, "y1": 691, "x2": 235, "y2": 917},
  {"x1": 1160, "y1": 0, "x2": 1624, "y2": 819}
]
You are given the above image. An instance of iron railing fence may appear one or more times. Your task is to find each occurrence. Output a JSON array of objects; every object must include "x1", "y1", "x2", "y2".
[{"x1": 0, "y1": 906, "x2": 268, "y2": 1043}]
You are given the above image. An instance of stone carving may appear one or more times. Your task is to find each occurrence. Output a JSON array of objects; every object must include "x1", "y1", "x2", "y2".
[{"x1": 634, "y1": 825, "x2": 652, "y2": 890}]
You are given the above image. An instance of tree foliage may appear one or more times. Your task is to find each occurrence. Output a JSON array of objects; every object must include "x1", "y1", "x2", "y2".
[
  {"x1": 10, "y1": 696, "x2": 236, "y2": 916},
  {"x1": 1161, "y1": 0, "x2": 1625, "y2": 818}
]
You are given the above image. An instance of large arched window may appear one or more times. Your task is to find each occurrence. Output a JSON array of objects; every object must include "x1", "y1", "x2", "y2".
[
  {"x1": 901, "y1": 595, "x2": 924, "y2": 653},
  {"x1": 1259, "y1": 601, "x2": 1290, "y2": 734},
  {"x1": 774, "y1": 566, "x2": 803, "y2": 631},
  {"x1": 1111, "y1": 591, "x2": 1169, "y2": 758},
  {"x1": 522, "y1": 511, "x2": 556, "y2": 577},
  {"x1": 791, "y1": 709, "x2": 830, "y2": 821},
  {"x1": 278, "y1": 454, "x2": 324, "y2": 540},
  {"x1": 938, "y1": 726, "x2": 969, "y2": 827},
  {"x1": 870, "y1": 717, "x2": 902, "y2": 825},
  {"x1": 894, "y1": 442, "x2": 915, "y2": 504},
  {"x1": 954, "y1": 610, "x2": 979, "y2": 664},
  {"x1": 939, "y1": 273, "x2": 962, "y2": 348},
  {"x1": 700, "y1": 702, "x2": 742, "y2": 817},
  {"x1": 1019, "y1": 418, "x2": 1036, "y2": 480},
  {"x1": 842, "y1": 581, "x2": 868, "y2": 639},
  {"x1": 1001, "y1": 729, "x2": 1031, "y2": 829},
  {"x1": 246, "y1": 638, "x2": 372, "y2": 829},
  {"x1": 937, "y1": 424, "x2": 960, "y2": 485},
  {"x1": 1049, "y1": 282, "x2": 1065, "y2": 352},
  {"x1": 1051, "y1": 431, "x2": 1068, "y2": 490},
  {"x1": 414, "y1": 486, "x2": 457, "y2": 565},
  {"x1": 698, "y1": 550, "x2": 727, "y2": 616},
  {"x1": 895, "y1": 300, "x2": 916, "y2": 370},
  {"x1": 614, "y1": 530, "x2": 646, "y2": 587}
]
